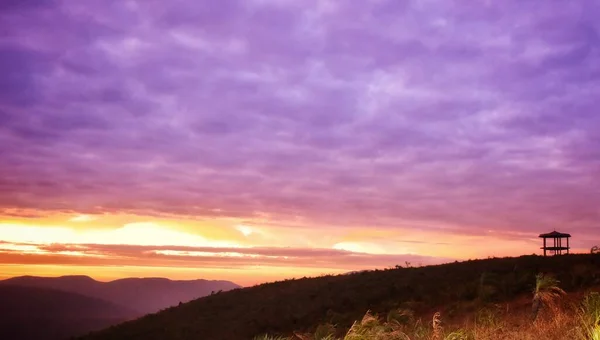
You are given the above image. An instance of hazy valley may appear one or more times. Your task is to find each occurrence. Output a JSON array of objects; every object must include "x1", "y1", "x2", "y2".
[{"x1": 0, "y1": 276, "x2": 239, "y2": 339}]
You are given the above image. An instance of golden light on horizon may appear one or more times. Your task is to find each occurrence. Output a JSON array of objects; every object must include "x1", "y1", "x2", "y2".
[{"x1": 0, "y1": 210, "x2": 551, "y2": 286}]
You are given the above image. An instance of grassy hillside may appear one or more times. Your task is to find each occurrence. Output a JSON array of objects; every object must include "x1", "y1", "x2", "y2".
[
  {"x1": 0, "y1": 285, "x2": 137, "y2": 340},
  {"x1": 80, "y1": 254, "x2": 600, "y2": 340}
]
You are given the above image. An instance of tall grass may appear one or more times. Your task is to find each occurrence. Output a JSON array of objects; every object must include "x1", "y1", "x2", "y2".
[
  {"x1": 259, "y1": 274, "x2": 600, "y2": 340},
  {"x1": 531, "y1": 273, "x2": 565, "y2": 321},
  {"x1": 579, "y1": 292, "x2": 600, "y2": 340}
]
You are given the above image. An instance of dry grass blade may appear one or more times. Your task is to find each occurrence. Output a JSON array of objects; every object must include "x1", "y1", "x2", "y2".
[
  {"x1": 432, "y1": 312, "x2": 442, "y2": 340},
  {"x1": 361, "y1": 310, "x2": 378, "y2": 326}
]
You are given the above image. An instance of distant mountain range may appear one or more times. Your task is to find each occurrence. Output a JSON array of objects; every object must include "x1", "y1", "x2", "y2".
[
  {"x1": 0, "y1": 275, "x2": 240, "y2": 340},
  {"x1": 0, "y1": 285, "x2": 136, "y2": 340}
]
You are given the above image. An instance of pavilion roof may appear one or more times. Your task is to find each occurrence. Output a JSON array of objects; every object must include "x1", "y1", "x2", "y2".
[{"x1": 539, "y1": 231, "x2": 571, "y2": 238}]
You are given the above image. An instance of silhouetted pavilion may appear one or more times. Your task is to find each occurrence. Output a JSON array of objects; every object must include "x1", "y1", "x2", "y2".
[{"x1": 539, "y1": 231, "x2": 571, "y2": 256}]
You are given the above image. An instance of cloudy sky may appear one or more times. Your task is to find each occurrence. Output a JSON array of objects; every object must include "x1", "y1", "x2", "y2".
[{"x1": 1, "y1": 0, "x2": 599, "y2": 285}]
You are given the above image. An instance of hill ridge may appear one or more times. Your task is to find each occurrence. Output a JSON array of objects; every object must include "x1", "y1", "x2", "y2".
[{"x1": 80, "y1": 254, "x2": 600, "y2": 340}]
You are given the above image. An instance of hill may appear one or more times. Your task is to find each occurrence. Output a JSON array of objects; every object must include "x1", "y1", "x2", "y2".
[
  {"x1": 0, "y1": 275, "x2": 240, "y2": 314},
  {"x1": 79, "y1": 254, "x2": 600, "y2": 340},
  {"x1": 0, "y1": 285, "x2": 136, "y2": 340}
]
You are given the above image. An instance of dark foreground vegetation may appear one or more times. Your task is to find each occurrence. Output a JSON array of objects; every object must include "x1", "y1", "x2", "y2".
[{"x1": 80, "y1": 254, "x2": 600, "y2": 340}]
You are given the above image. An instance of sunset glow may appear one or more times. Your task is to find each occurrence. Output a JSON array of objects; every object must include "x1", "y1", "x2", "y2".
[{"x1": 1, "y1": 0, "x2": 599, "y2": 286}]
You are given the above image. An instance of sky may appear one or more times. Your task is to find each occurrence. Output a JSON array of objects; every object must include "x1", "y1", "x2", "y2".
[{"x1": 0, "y1": 0, "x2": 599, "y2": 286}]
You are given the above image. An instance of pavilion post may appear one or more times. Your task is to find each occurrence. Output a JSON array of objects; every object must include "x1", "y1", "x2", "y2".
[{"x1": 543, "y1": 237, "x2": 547, "y2": 256}]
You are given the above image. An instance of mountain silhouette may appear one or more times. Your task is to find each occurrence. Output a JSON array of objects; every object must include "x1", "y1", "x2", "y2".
[
  {"x1": 1, "y1": 275, "x2": 240, "y2": 314},
  {"x1": 0, "y1": 275, "x2": 240, "y2": 340},
  {"x1": 0, "y1": 285, "x2": 136, "y2": 340}
]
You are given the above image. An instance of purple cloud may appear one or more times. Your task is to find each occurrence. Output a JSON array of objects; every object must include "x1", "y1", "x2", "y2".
[
  {"x1": 1, "y1": 0, "x2": 600, "y2": 250},
  {"x1": 0, "y1": 241, "x2": 450, "y2": 272}
]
